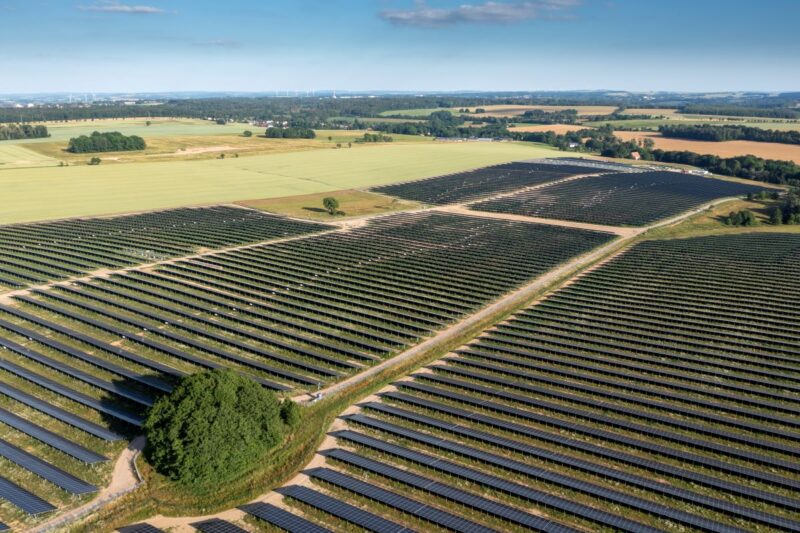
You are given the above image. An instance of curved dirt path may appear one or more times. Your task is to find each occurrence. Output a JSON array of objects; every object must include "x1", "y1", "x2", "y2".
[{"x1": 29, "y1": 436, "x2": 145, "y2": 533}]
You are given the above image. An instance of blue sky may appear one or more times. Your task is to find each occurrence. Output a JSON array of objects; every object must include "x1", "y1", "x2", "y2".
[{"x1": 0, "y1": 0, "x2": 798, "y2": 93}]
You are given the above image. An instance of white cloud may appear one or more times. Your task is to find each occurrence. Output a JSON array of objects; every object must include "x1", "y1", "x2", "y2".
[
  {"x1": 78, "y1": 1, "x2": 165, "y2": 14},
  {"x1": 192, "y1": 39, "x2": 241, "y2": 48},
  {"x1": 380, "y1": 0, "x2": 580, "y2": 27}
]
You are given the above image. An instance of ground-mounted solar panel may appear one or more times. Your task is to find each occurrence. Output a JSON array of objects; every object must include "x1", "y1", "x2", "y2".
[
  {"x1": 0, "y1": 355, "x2": 144, "y2": 427},
  {"x1": 0, "y1": 407, "x2": 106, "y2": 464},
  {"x1": 0, "y1": 475, "x2": 55, "y2": 515},
  {"x1": 239, "y1": 502, "x2": 331, "y2": 533},
  {"x1": 117, "y1": 523, "x2": 165, "y2": 533},
  {"x1": 0, "y1": 381, "x2": 120, "y2": 442},
  {"x1": 0, "y1": 521, "x2": 8, "y2": 531},
  {"x1": 275, "y1": 485, "x2": 408, "y2": 533},
  {"x1": 321, "y1": 448, "x2": 569, "y2": 532},
  {"x1": 306, "y1": 467, "x2": 496, "y2": 533},
  {"x1": 190, "y1": 518, "x2": 248, "y2": 533},
  {"x1": 0, "y1": 335, "x2": 156, "y2": 407},
  {"x1": 0, "y1": 438, "x2": 96, "y2": 494}
]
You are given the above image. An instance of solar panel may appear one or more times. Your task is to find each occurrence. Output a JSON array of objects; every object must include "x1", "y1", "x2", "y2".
[
  {"x1": 0, "y1": 407, "x2": 106, "y2": 464},
  {"x1": 319, "y1": 449, "x2": 567, "y2": 532},
  {"x1": 117, "y1": 523, "x2": 165, "y2": 533},
  {"x1": 0, "y1": 380, "x2": 121, "y2": 441},
  {"x1": 418, "y1": 367, "x2": 800, "y2": 488},
  {"x1": 0, "y1": 475, "x2": 55, "y2": 515},
  {"x1": 0, "y1": 317, "x2": 172, "y2": 394},
  {"x1": 0, "y1": 355, "x2": 143, "y2": 427},
  {"x1": 306, "y1": 467, "x2": 496, "y2": 533},
  {"x1": 0, "y1": 521, "x2": 8, "y2": 531},
  {"x1": 0, "y1": 438, "x2": 97, "y2": 494},
  {"x1": 239, "y1": 502, "x2": 331, "y2": 533},
  {"x1": 190, "y1": 518, "x2": 248, "y2": 533},
  {"x1": 0, "y1": 335, "x2": 155, "y2": 407},
  {"x1": 375, "y1": 391, "x2": 797, "y2": 530},
  {"x1": 275, "y1": 485, "x2": 409, "y2": 533}
]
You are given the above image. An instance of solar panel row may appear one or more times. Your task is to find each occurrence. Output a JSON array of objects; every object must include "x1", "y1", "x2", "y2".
[{"x1": 0, "y1": 439, "x2": 96, "y2": 494}]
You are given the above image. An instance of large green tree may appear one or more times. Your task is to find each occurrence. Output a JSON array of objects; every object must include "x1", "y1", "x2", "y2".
[{"x1": 144, "y1": 369, "x2": 283, "y2": 487}]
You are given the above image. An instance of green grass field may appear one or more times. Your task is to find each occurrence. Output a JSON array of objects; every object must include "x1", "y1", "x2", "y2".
[
  {"x1": 0, "y1": 144, "x2": 59, "y2": 169},
  {"x1": 590, "y1": 116, "x2": 800, "y2": 131},
  {"x1": 0, "y1": 141, "x2": 560, "y2": 224},
  {"x1": 2, "y1": 117, "x2": 251, "y2": 144}
]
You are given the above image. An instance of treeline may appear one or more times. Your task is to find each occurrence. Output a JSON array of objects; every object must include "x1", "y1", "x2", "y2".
[
  {"x1": 517, "y1": 109, "x2": 579, "y2": 124},
  {"x1": 679, "y1": 104, "x2": 800, "y2": 119},
  {"x1": 264, "y1": 127, "x2": 315, "y2": 139},
  {"x1": 67, "y1": 131, "x2": 145, "y2": 153},
  {"x1": 0, "y1": 123, "x2": 49, "y2": 140},
  {"x1": 372, "y1": 110, "x2": 508, "y2": 138},
  {"x1": 659, "y1": 124, "x2": 800, "y2": 145},
  {"x1": 515, "y1": 126, "x2": 800, "y2": 185},
  {"x1": 357, "y1": 133, "x2": 393, "y2": 143},
  {"x1": 774, "y1": 188, "x2": 800, "y2": 224}
]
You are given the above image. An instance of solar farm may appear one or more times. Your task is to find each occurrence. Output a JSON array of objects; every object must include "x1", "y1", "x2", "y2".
[
  {"x1": 0, "y1": 156, "x2": 794, "y2": 533},
  {"x1": 470, "y1": 170, "x2": 770, "y2": 226},
  {"x1": 245, "y1": 233, "x2": 800, "y2": 532}
]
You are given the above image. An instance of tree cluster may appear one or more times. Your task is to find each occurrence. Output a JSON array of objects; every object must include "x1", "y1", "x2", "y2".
[
  {"x1": 144, "y1": 370, "x2": 302, "y2": 487},
  {"x1": 265, "y1": 127, "x2": 316, "y2": 139},
  {"x1": 660, "y1": 124, "x2": 800, "y2": 145},
  {"x1": 722, "y1": 209, "x2": 758, "y2": 226},
  {"x1": 67, "y1": 131, "x2": 145, "y2": 153},
  {"x1": 773, "y1": 188, "x2": 800, "y2": 224},
  {"x1": 357, "y1": 133, "x2": 393, "y2": 143},
  {"x1": 518, "y1": 109, "x2": 579, "y2": 124},
  {"x1": 0, "y1": 123, "x2": 49, "y2": 140}
]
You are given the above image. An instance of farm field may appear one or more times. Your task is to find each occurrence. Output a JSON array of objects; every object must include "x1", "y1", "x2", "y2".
[
  {"x1": 372, "y1": 160, "x2": 603, "y2": 205},
  {"x1": 508, "y1": 124, "x2": 589, "y2": 134},
  {"x1": 615, "y1": 131, "x2": 800, "y2": 163},
  {"x1": 471, "y1": 170, "x2": 769, "y2": 226},
  {"x1": 0, "y1": 209, "x2": 615, "y2": 530},
  {"x1": 0, "y1": 118, "x2": 250, "y2": 145},
  {"x1": 0, "y1": 206, "x2": 331, "y2": 292},
  {"x1": 0, "y1": 141, "x2": 561, "y2": 225},
  {"x1": 237, "y1": 189, "x2": 421, "y2": 221},
  {"x1": 0, "y1": 144, "x2": 59, "y2": 170},
  {"x1": 381, "y1": 104, "x2": 619, "y2": 118},
  {"x1": 248, "y1": 233, "x2": 800, "y2": 532},
  {"x1": 594, "y1": 116, "x2": 800, "y2": 131}
]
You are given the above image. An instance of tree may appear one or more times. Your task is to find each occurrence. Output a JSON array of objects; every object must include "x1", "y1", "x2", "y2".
[
  {"x1": 243, "y1": 130, "x2": 253, "y2": 137},
  {"x1": 88, "y1": 157, "x2": 101, "y2": 165},
  {"x1": 146, "y1": 121, "x2": 152, "y2": 126},
  {"x1": 280, "y1": 399, "x2": 301, "y2": 427},
  {"x1": 215, "y1": 118, "x2": 226, "y2": 125},
  {"x1": 144, "y1": 369, "x2": 283, "y2": 487},
  {"x1": 323, "y1": 196, "x2": 339, "y2": 215},
  {"x1": 770, "y1": 206, "x2": 783, "y2": 225}
]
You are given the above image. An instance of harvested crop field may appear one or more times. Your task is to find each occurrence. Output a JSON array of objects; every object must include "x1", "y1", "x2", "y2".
[
  {"x1": 615, "y1": 131, "x2": 800, "y2": 163},
  {"x1": 508, "y1": 124, "x2": 589, "y2": 134}
]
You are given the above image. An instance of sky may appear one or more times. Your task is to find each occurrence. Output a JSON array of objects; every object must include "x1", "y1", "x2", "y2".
[{"x1": 0, "y1": 0, "x2": 798, "y2": 94}]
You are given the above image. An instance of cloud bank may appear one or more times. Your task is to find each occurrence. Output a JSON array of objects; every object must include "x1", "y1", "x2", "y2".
[
  {"x1": 380, "y1": 0, "x2": 580, "y2": 27},
  {"x1": 78, "y1": 1, "x2": 165, "y2": 14}
]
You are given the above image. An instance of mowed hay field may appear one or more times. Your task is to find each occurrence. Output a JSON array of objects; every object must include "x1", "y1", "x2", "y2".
[
  {"x1": 509, "y1": 124, "x2": 589, "y2": 134},
  {"x1": 615, "y1": 130, "x2": 800, "y2": 163},
  {"x1": 0, "y1": 143, "x2": 59, "y2": 169},
  {"x1": 0, "y1": 141, "x2": 561, "y2": 224}
]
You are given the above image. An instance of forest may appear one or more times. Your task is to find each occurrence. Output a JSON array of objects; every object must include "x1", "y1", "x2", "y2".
[
  {"x1": 660, "y1": 124, "x2": 800, "y2": 145},
  {"x1": 67, "y1": 131, "x2": 146, "y2": 153},
  {"x1": 0, "y1": 123, "x2": 49, "y2": 140},
  {"x1": 264, "y1": 127, "x2": 316, "y2": 139}
]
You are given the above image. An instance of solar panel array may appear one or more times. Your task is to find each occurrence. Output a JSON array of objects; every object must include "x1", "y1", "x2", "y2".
[
  {"x1": 251, "y1": 233, "x2": 800, "y2": 532},
  {"x1": 0, "y1": 206, "x2": 332, "y2": 291},
  {"x1": 371, "y1": 161, "x2": 597, "y2": 205},
  {"x1": 471, "y1": 170, "x2": 769, "y2": 226},
  {"x1": 0, "y1": 209, "x2": 614, "y2": 529}
]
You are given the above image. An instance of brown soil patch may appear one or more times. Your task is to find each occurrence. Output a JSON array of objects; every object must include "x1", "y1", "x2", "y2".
[{"x1": 615, "y1": 131, "x2": 800, "y2": 164}]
